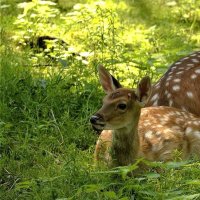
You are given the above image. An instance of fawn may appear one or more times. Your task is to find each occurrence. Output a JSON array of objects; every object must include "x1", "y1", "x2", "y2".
[
  {"x1": 90, "y1": 65, "x2": 200, "y2": 168},
  {"x1": 146, "y1": 51, "x2": 200, "y2": 116}
]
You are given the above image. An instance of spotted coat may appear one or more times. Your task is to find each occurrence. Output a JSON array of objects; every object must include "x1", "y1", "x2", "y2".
[{"x1": 146, "y1": 51, "x2": 200, "y2": 116}]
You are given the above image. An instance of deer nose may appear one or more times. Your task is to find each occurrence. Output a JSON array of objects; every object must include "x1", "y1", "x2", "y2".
[{"x1": 90, "y1": 115, "x2": 101, "y2": 124}]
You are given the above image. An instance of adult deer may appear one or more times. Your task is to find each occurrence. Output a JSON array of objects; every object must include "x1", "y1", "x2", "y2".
[
  {"x1": 90, "y1": 65, "x2": 200, "y2": 168},
  {"x1": 146, "y1": 51, "x2": 200, "y2": 116}
]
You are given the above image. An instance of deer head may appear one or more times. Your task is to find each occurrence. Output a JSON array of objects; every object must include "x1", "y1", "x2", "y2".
[{"x1": 90, "y1": 65, "x2": 152, "y2": 132}]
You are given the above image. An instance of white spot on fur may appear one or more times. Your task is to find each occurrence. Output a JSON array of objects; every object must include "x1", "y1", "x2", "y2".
[
  {"x1": 175, "y1": 111, "x2": 182, "y2": 116},
  {"x1": 167, "y1": 93, "x2": 171, "y2": 98},
  {"x1": 175, "y1": 62, "x2": 182, "y2": 65},
  {"x1": 191, "y1": 53, "x2": 197, "y2": 57},
  {"x1": 171, "y1": 66, "x2": 176, "y2": 71},
  {"x1": 165, "y1": 91, "x2": 169, "y2": 96},
  {"x1": 172, "y1": 85, "x2": 180, "y2": 91},
  {"x1": 181, "y1": 106, "x2": 187, "y2": 111},
  {"x1": 169, "y1": 100, "x2": 173, "y2": 106},
  {"x1": 193, "y1": 121, "x2": 200, "y2": 126},
  {"x1": 152, "y1": 100, "x2": 158, "y2": 106},
  {"x1": 168, "y1": 112, "x2": 175, "y2": 116},
  {"x1": 182, "y1": 57, "x2": 189, "y2": 60},
  {"x1": 191, "y1": 74, "x2": 197, "y2": 79},
  {"x1": 164, "y1": 115, "x2": 170, "y2": 120},
  {"x1": 192, "y1": 58, "x2": 199, "y2": 63},
  {"x1": 187, "y1": 63, "x2": 194, "y2": 67},
  {"x1": 151, "y1": 93, "x2": 159, "y2": 101},
  {"x1": 195, "y1": 69, "x2": 200, "y2": 74},
  {"x1": 186, "y1": 91, "x2": 194, "y2": 99},
  {"x1": 145, "y1": 131, "x2": 154, "y2": 139},
  {"x1": 166, "y1": 82, "x2": 169, "y2": 87},
  {"x1": 166, "y1": 76, "x2": 172, "y2": 81},
  {"x1": 173, "y1": 78, "x2": 181, "y2": 83},
  {"x1": 185, "y1": 127, "x2": 193, "y2": 134},
  {"x1": 156, "y1": 124, "x2": 163, "y2": 128},
  {"x1": 143, "y1": 122, "x2": 150, "y2": 127},
  {"x1": 176, "y1": 71, "x2": 184, "y2": 75}
]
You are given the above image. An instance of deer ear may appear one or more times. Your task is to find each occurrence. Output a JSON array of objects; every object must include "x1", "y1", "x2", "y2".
[
  {"x1": 136, "y1": 76, "x2": 152, "y2": 106},
  {"x1": 98, "y1": 65, "x2": 122, "y2": 94}
]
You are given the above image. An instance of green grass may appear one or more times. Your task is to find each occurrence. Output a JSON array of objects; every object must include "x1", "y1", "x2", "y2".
[{"x1": 1, "y1": 0, "x2": 200, "y2": 199}]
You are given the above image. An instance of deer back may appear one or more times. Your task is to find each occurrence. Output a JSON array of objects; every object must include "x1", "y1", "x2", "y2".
[{"x1": 147, "y1": 51, "x2": 200, "y2": 116}]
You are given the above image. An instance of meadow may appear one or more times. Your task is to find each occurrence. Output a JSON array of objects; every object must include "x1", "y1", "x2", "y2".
[{"x1": 1, "y1": 0, "x2": 200, "y2": 199}]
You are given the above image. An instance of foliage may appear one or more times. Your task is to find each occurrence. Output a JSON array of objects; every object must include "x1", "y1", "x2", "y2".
[{"x1": 1, "y1": 0, "x2": 200, "y2": 199}]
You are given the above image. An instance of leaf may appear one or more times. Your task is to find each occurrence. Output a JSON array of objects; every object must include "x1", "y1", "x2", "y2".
[
  {"x1": 84, "y1": 184, "x2": 104, "y2": 193},
  {"x1": 15, "y1": 181, "x2": 33, "y2": 190},
  {"x1": 165, "y1": 161, "x2": 188, "y2": 169},
  {"x1": 103, "y1": 191, "x2": 117, "y2": 199},
  {"x1": 145, "y1": 172, "x2": 160, "y2": 179},
  {"x1": 139, "y1": 190, "x2": 158, "y2": 197},
  {"x1": 185, "y1": 180, "x2": 200, "y2": 185}
]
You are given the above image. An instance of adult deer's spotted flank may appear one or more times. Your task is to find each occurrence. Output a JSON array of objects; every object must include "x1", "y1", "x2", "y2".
[{"x1": 146, "y1": 51, "x2": 200, "y2": 116}]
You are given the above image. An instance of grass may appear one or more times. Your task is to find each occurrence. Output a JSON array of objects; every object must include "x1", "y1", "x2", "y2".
[{"x1": 1, "y1": 0, "x2": 200, "y2": 199}]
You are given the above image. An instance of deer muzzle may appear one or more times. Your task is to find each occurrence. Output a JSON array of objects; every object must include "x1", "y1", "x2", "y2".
[{"x1": 90, "y1": 114, "x2": 105, "y2": 131}]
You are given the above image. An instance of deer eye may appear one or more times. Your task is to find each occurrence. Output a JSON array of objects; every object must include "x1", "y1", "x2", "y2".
[{"x1": 117, "y1": 103, "x2": 127, "y2": 110}]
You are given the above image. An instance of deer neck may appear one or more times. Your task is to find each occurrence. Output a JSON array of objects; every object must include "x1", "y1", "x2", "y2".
[{"x1": 111, "y1": 110, "x2": 141, "y2": 167}]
